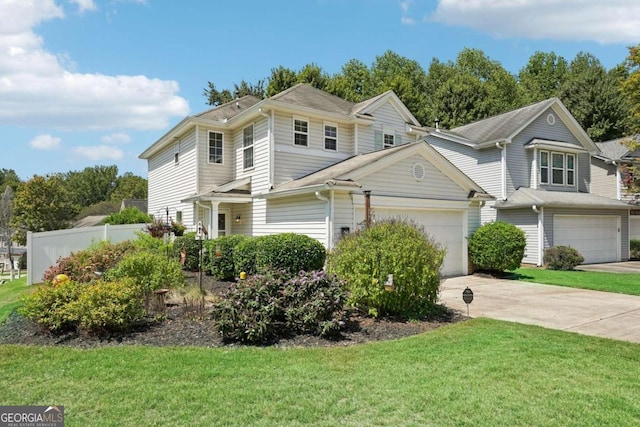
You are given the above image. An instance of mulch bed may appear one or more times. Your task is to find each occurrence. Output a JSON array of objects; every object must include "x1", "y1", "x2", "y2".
[{"x1": 0, "y1": 272, "x2": 465, "y2": 349}]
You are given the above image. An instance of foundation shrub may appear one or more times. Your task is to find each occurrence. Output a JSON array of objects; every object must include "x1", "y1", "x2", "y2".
[
  {"x1": 104, "y1": 251, "x2": 185, "y2": 292},
  {"x1": 543, "y1": 245, "x2": 585, "y2": 270},
  {"x1": 468, "y1": 221, "x2": 526, "y2": 272},
  {"x1": 173, "y1": 233, "x2": 207, "y2": 272},
  {"x1": 254, "y1": 233, "x2": 326, "y2": 275},
  {"x1": 207, "y1": 234, "x2": 250, "y2": 280},
  {"x1": 19, "y1": 280, "x2": 85, "y2": 333},
  {"x1": 211, "y1": 270, "x2": 345, "y2": 344},
  {"x1": 326, "y1": 219, "x2": 445, "y2": 318},
  {"x1": 233, "y1": 237, "x2": 259, "y2": 276},
  {"x1": 631, "y1": 239, "x2": 640, "y2": 259}
]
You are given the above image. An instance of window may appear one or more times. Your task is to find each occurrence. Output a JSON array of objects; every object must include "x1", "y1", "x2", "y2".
[
  {"x1": 174, "y1": 142, "x2": 180, "y2": 164},
  {"x1": 243, "y1": 125, "x2": 254, "y2": 169},
  {"x1": 539, "y1": 151, "x2": 549, "y2": 184},
  {"x1": 175, "y1": 211, "x2": 183, "y2": 223},
  {"x1": 552, "y1": 153, "x2": 564, "y2": 185},
  {"x1": 324, "y1": 123, "x2": 337, "y2": 151},
  {"x1": 566, "y1": 154, "x2": 575, "y2": 186},
  {"x1": 294, "y1": 118, "x2": 308, "y2": 146},
  {"x1": 208, "y1": 132, "x2": 223, "y2": 164},
  {"x1": 383, "y1": 133, "x2": 395, "y2": 148}
]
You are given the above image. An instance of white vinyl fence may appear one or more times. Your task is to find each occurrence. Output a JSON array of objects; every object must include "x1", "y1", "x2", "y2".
[{"x1": 27, "y1": 224, "x2": 146, "y2": 285}]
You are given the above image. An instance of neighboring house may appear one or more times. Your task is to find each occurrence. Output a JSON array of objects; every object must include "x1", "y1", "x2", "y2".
[
  {"x1": 591, "y1": 136, "x2": 640, "y2": 239},
  {"x1": 427, "y1": 97, "x2": 631, "y2": 265},
  {"x1": 121, "y1": 199, "x2": 148, "y2": 213},
  {"x1": 139, "y1": 84, "x2": 492, "y2": 276}
]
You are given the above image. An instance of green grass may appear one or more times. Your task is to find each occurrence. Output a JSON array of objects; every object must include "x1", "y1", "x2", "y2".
[
  {"x1": 0, "y1": 276, "x2": 38, "y2": 323},
  {"x1": 1, "y1": 319, "x2": 639, "y2": 426},
  {"x1": 510, "y1": 267, "x2": 640, "y2": 295}
]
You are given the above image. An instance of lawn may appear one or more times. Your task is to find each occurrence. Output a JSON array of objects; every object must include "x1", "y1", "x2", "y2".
[
  {"x1": 510, "y1": 267, "x2": 640, "y2": 295},
  {"x1": 0, "y1": 276, "x2": 38, "y2": 323},
  {"x1": 1, "y1": 318, "x2": 640, "y2": 426}
]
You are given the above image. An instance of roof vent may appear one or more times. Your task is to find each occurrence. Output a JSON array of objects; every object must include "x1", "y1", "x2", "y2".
[
  {"x1": 412, "y1": 162, "x2": 426, "y2": 181},
  {"x1": 547, "y1": 113, "x2": 555, "y2": 126}
]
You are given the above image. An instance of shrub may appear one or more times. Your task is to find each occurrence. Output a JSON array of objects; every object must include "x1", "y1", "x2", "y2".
[
  {"x1": 66, "y1": 279, "x2": 146, "y2": 335},
  {"x1": 233, "y1": 237, "x2": 259, "y2": 275},
  {"x1": 173, "y1": 233, "x2": 208, "y2": 271},
  {"x1": 146, "y1": 218, "x2": 170, "y2": 238},
  {"x1": 19, "y1": 280, "x2": 85, "y2": 333},
  {"x1": 211, "y1": 270, "x2": 346, "y2": 344},
  {"x1": 103, "y1": 207, "x2": 152, "y2": 225},
  {"x1": 631, "y1": 239, "x2": 640, "y2": 260},
  {"x1": 326, "y1": 219, "x2": 445, "y2": 317},
  {"x1": 104, "y1": 251, "x2": 185, "y2": 292},
  {"x1": 468, "y1": 221, "x2": 526, "y2": 273},
  {"x1": 255, "y1": 233, "x2": 326, "y2": 275},
  {"x1": 42, "y1": 240, "x2": 136, "y2": 283},
  {"x1": 544, "y1": 245, "x2": 585, "y2": 270},
  {"x1": 207, "y1": 234, "x2": 250, "y2": 280}
]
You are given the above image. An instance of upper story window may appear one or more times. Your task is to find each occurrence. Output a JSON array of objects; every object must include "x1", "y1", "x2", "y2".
[
  {"x1": 324, "y1": 123, "x2": 337, "y2": 151},
  {"x1": 174, "y1": 142, "x2": 180, "y2": 165},
  {"x1": 243, "y1": 124, "x2": 254, "y2": 169},
  {"x1": 384, "y1": 133, "x2": 395, "y2": 148},
  {"x1": 293, "y1": 118, "x2": 308, "y2": 147},
  {"x1": 208, "y1": 131, "x2": 223, "y2": 164},
  {"x1": 540, "y1": 150, "x2": 575, "y2": 186}
]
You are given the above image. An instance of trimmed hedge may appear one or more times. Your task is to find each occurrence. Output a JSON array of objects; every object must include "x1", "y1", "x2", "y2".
[
  {"x1": 631, "y1": 239, "x2": 640, "y2": 260},
  {"x1": 468, "y1": 221, "x2": 526, "y2": 272},
  {"x1": 207, "y1": 234, "x2": 250, "y2": 280},
  {"x1": 543, "y1": 245, "x2": 585, "y2": 270}
]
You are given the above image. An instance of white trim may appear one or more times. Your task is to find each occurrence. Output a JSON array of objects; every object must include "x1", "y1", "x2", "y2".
[
  {"x1": 242, "y1": 123, "x2": 254, "y2": 170},
  {"x1": 293, "y1": 116, "x2": 309, "y2": 147},
  {"x1": 352, "y1": 194, "x2": 472, "y2": 210}
]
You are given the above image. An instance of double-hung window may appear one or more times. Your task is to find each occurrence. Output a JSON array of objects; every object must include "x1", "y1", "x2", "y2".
[
  {"x1": 243, "y1": 124, "x2": 254, "y2": 169},
  {"x1": 552, "y1": 153, "x2": 564, "y2": 185},
  {"x1": 324, "y1": 123, "x2": 337, "y2": 151},
  {"x1": 294, "y1": 118, "x2": 308, "y2": 147},
  {"x1": 539, "y1": 150, "x2": 576, "y2": 186},
  {"x1": 539, "y1": 151, "x2": 549, "y2": 184},
  {"x1": 566, "y1": 154, "x2": 575, "y2": 186},
  {"x1": 208, "y1": 131, "x2": 223, "y2": 164},
  {"x1": 383, "y1": 132, "x2": 395, "y2": 148}
]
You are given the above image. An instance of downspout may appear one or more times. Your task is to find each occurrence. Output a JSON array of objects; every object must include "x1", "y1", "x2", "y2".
[
  {"x1": 315, "y1": 191, "x2": 332, "y2": 249},
  {"x1": 259, "y1": 108, "x2": 273, "y2": 189},
  {"x1": 532, "y1": 205, "x2": 544, "y2": 266},
  {"x1": 496, "y1": 141, "x2": 507, "y2": 200}
]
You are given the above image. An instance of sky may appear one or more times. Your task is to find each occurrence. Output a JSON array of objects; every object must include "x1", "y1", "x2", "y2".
[{"x1": 2, "y1": 0, "x2": 640, "y2": 181}]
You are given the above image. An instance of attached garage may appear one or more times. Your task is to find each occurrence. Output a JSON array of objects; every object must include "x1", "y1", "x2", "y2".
[
  {"x1": 553, "y1": 215, "x2": 620, "y2": 263},
  {"x1": 356, "y1": 207, "x2": 466, "y2": 277}
]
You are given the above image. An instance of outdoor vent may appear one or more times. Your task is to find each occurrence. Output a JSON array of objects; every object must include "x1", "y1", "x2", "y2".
[
  {"x1": 412, "y1": 162, "x2": 426, "y2": 181},
  {"x1": 547, "y1": 113, "x2": 556, "y2": 126}
]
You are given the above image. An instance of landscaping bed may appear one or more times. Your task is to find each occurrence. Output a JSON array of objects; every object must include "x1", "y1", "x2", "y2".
[{"x1": 0, "y1": 271, "x2": 463, "y2": 349}]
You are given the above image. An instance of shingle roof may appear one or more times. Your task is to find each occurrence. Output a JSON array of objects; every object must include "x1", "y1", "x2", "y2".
[
  {"x1": 450, "y1": 98, "x2": 557, "y2": 144},
  {"x1": 595, "y1": 136, "x2": 640, "y2": 161},
  {"x1": 270, "y1": 84, "x2": 356, "y2": 115},
  {"x1": 494, "y1": 187, "x2": 630, "y2": 210},
  {"x1": 195, "y1": 95, "x2": 262, "y2": 122}
]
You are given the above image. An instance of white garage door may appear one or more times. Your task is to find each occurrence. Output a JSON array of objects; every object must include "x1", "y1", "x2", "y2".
[
  {"x1": 553, "y1": 215, "x2": 620, "y2": 264},
  {"x1": 356, "y1": 208, "x2": 465, "y2": 276}
]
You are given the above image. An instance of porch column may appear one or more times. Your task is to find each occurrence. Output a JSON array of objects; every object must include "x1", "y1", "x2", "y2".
[{"x1": 209, "y1": 201, "x2": 220, "y2": 238}]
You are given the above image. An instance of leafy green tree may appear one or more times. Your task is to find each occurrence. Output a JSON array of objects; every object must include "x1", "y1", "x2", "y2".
[
  {"x1": 326, "y1": 59, "x2": 372, "y2": 102},
  {"x1": 0, "y1": 186, "x2": 15, "y2": 254},
  {"x1": 266, "y1": 65, "x2": 299, "y2": 97},
  {"x1": 559, "y1": 52, "x2": 629, "y2": 141},
  {"x1": 518, "y1": 51, "x2": 569, "y2": 104},
  {"x1": 10, "y1": 174, "x2": 78, "y2": 244},
  {"x1": 110, "y1": 172, "x2": 147, "y2": 202},
  {"x1": 621, "y1": 44, "x2": 640, "y2": 134},
  {"x1": 296, "y1": 63, "x2": 330, "y2": 90},
  {"x1": 64, "y1": 165, "x2": 118, "y2": 210},
  {"x1": 103, "y1": 207, "x2": 152, "y2": 225},
  {"x1": 0, "y1": 169, "x2": 22, "y2": 193}
]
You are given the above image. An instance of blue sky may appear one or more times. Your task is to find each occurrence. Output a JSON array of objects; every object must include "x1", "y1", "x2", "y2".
[{"x1": 2, "y1": 0, "x2": 640, "y2": 181}]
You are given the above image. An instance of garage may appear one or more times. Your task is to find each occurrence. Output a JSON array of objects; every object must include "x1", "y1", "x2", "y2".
[
  {"x1": 356, "y1": 207, "x2": 465, "y2": 277},
  {"x1": 553, "y1": 215, "x2": 620, "y2": 263}
]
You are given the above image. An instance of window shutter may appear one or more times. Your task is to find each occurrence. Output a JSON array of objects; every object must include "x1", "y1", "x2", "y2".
[
  {"x1": 395, "y1": 132, "x2": 404, "y2": 145},
  {"x1": 374, "y1": 130, "x2": 383, "y2": 150}
]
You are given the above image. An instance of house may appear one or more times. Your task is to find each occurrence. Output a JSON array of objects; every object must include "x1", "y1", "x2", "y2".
[
  {"x1": 139, "y1": 84, "x2": 492, "y2": 276},
  {"x1": 591, "y1": 136, "x2": 640, "y2": 239},
  {"x1": 427, "y1": 97, "x2": 631, "y2": 265}
]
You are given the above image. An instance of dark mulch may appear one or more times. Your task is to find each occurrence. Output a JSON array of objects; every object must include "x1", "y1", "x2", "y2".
[{"x1": 0, "y1": 272, "x2": 465, "y2": 349}]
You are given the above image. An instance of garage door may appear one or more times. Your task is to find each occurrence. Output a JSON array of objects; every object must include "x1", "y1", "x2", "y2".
[
  {"x1": 356, "y1": 208, "x2": 464, "y2": 276},
  {"x1": 553, "y1": 215, "x2": 620, "y2": 263}
]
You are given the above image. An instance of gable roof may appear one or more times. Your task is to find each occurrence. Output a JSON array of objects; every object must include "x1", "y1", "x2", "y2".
[
  {"x1": 445, "y1": 98, "x2": 597, "y2": 152},
  {"x1": 195, "y1": 95, "x2": 262, "y2": 122},
  {"x1": 494, "y1": 187, "x2": 630, "y2": 210},
  {"x1": 595, "y1": 136, "x2": 640, "y2": 161},
  {"x1": 267, "y1": 141, "x2": 491, "y2": 200},
  {"x1": 269, "y1": 84, "x2": 355, "y2": 116}
]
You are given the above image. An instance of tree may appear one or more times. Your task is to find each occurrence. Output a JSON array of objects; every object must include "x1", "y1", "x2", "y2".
[
  {"x1": 621, "y1": 44, "x2": 640, "y2": 135},
  {"x1": 64, "y1": 165, "x2": 119, "y2": 210},
  {"x1": 326, "y1": 59, "x2": 372, "y2": 102},
  {"x1": 266, "y1": 66, "x2": 299, "y2": 97},
  {"x1": 559, "y1": 52, "x2": 629, "y2": 141},
  {"x1": 203, "y1": 79, "x2": 266, "y2": 106},
  {"x1": 0, "y1": 169, "x2": 22, "y2": 193},
  {"x1": 518, "y1": 51, "x2": 569, "y2": 104},
  {"x1": 10, "y1": 174, "x2": 77, "y2": 245},
  {"x1": 110, "y1": 172, "x2": 148, "y2": 202},
  {"x1": 0, "y1": 186, "x2": 14, "y2": 258}
]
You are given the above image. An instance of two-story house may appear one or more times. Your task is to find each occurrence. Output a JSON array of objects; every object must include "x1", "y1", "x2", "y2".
[
  {"x1": 139, "y1": 84, "x2": 492, "y2": 276},
  {"x1": 591, "y1": 136, "x2": 640, "y2": 239},
  {"x1": 427, "y1": 98, "x2": 631, "y2": 266}
]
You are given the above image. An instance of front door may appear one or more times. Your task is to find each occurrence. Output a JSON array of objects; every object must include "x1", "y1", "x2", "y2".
[{"x1": 218, "y1": 209, "x2": 230, "y2": 236}]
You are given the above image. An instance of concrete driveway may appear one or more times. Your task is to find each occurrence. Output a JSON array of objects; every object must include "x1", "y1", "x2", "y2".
[
  {"x1": 576, "y1": 261, "x2": 640, "y2": 273},
  {"x1": 439, "y1": 274, "x2": 640, "y2": 344}
]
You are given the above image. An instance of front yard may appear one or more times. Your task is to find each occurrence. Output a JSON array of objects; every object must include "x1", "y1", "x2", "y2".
[{"x1": 511, "y1": 267, "x2": 640, "y2": 295}]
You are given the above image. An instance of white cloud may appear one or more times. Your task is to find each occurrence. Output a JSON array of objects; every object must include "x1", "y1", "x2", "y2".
[
  {"x1": 399, "y1": 1, "x2": 416, "y2": 25},
  {"x1": 30, "y1": 134, "x2": 62, "y2": 150},
  {"x1": 69, "y1": 0, "x2": 97, "y2": 13},
  {"x1": 74, "y1": 145, "x2": 124, "y2": 161},
  {"x1": 101, "y1": 132, "x2": 132, "y2": 144},
  {"x1": 0, "y1": 0, "x2": 189, "y2": 131},
  {"x1": 431, "y1": 0, "x2": 640, "y2": 44}
]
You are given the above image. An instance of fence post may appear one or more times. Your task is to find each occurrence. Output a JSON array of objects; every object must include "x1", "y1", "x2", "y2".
[{"x1": 27, "y1": 231, "x2": 33, "y2": 286}]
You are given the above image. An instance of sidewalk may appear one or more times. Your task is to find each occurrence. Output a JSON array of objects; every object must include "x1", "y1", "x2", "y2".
[{"x1": 439, "y1": 275, "x2": 640, "y2": 344}]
